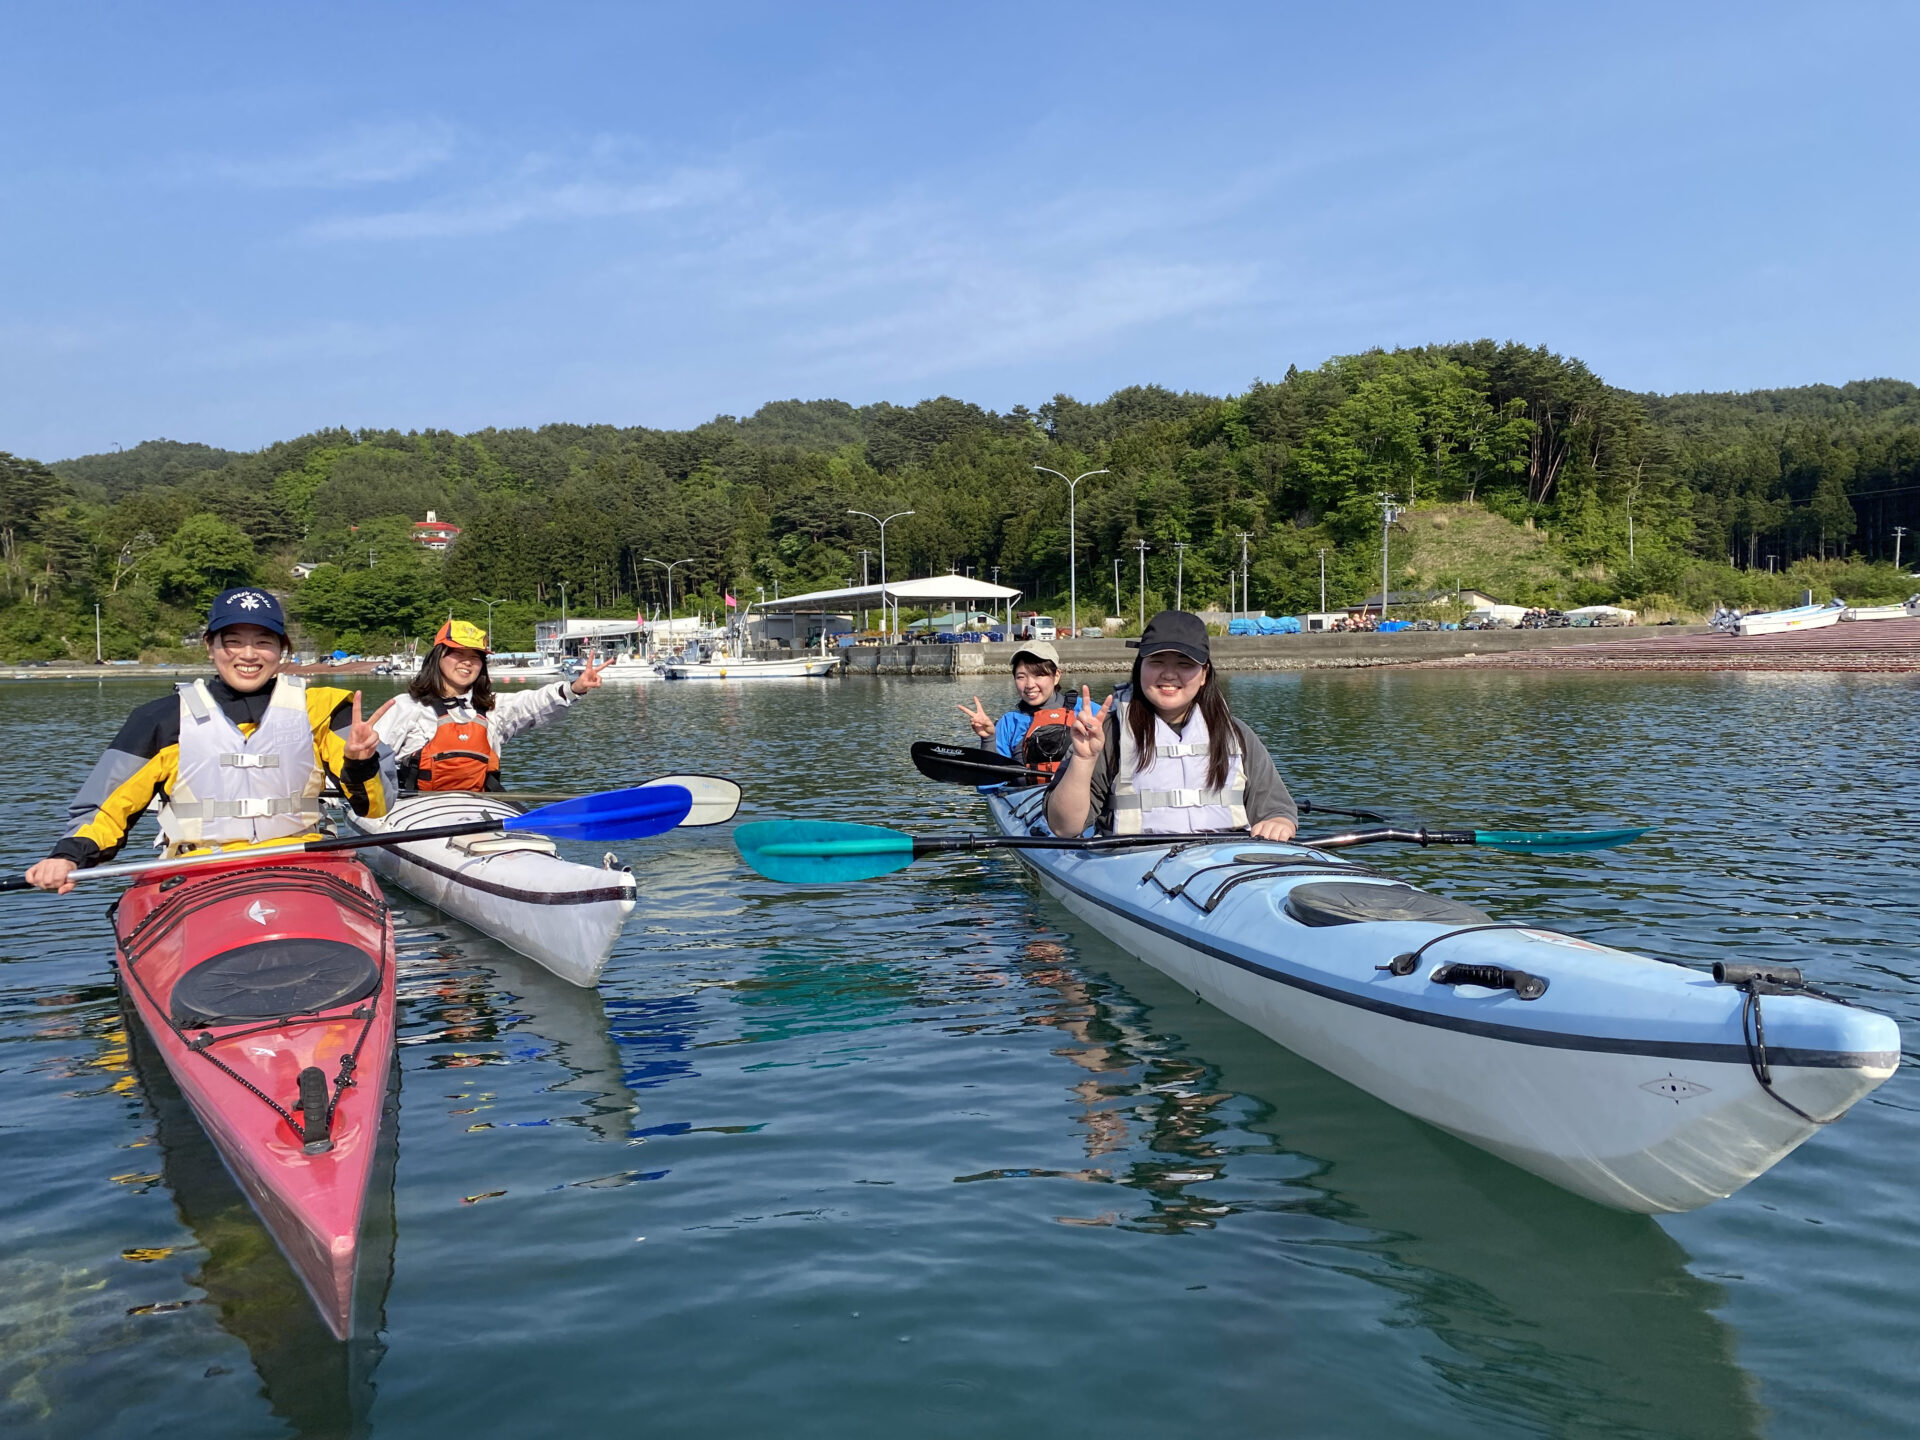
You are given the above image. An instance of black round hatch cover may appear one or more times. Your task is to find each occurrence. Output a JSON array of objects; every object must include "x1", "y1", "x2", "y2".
[{"x1": 169, "y1": 939, "x2": 379, "y2": 1027}]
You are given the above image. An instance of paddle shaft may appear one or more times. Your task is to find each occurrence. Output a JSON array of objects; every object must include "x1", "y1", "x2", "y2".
[
  {"x1": 778, "y1": 826, "x2": 1477, "y2": 862},
  {"x1": 0, "y1": 815, "x2": 526, "y2": 891},
  {"x1": 906, "y1": 744, "x2": 1386, "y2": 823}
]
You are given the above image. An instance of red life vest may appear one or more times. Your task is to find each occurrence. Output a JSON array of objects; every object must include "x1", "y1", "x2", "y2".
[
  {"x1": 411, "y1": 704, "x2": 502, "y2": 792},
  {"x1": 1015, "y1": 705, "x2": 1075, "y2": 781}
]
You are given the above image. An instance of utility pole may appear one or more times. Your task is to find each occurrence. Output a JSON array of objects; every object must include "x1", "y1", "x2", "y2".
[
  {"x1": 1173, "y1": 542, "x2": 1187, "y2": 611},
  {"x1": 1376, "y1": 495, "x2": 1401, "y2": 622},
  {"x1": 1235, "y1": 532, "x2": 1253, "y2": 616},
  {"x1": 1034, "y1": 466, "x2": 1107, "y2": 640},
  {"x1": 641, "y1": 558, "x2": 697, "y2": 624},
  {"x1": 1317, "y1": 548, "x2": 1329, "y2": 614},
  {"x1": 94, "y1": 603, "x2": 102, "y2": 663},
  {"x1": 849, "y1": 509, "x2": 913, "y2": 642},
  {"x1": 559, "y1": 581, "x2": 569, "y2": 625},
  {"x1": 1133, "y1": 538, "x2": 1151, "y2": 630},
  {"x1": 470, "y1": 597, "x2": 504, "y2": 650},
  {"x1": 1895, "y1": 525, "x2": 1909, "y2": 571},
  {"x1": 857, "y1": 549, "x2": 871, "y2": 586},
  {"x1": 1113, "y1": 557, "x2": 1122, "y2": 622}
]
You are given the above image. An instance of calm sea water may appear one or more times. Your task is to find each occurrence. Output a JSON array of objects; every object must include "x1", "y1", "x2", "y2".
[{"x1": 1, "y1": 670, "x2": 1915, "y2": 1439}]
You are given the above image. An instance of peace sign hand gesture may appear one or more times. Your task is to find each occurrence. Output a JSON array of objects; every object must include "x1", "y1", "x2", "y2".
[
  {"x1": 572, "y1": 656, "x2": 610, "y2": 695},
  {"x1": 343, "y1": 691, "x2": 383, "y2": 760},
  {"x1": 1066, "y1": 685, "x2": 1114, "y2": 761},
  {"x1": 957, "y1": 695, "x2": 994, "y2": 741}
]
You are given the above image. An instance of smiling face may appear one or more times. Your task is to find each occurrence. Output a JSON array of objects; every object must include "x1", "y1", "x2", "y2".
[
  {"x1": 436, "y1": 645, "x2": 486, "y2": 696},
  {"x1": 205, "y1": 623, "x2": 286, "y2": 692},
  {"x1": 1012, "y1": 660, "x2": 1057, "y2": 707},
  {"x1": 1138, "y1": 649, "x2": 1207, "y2": 721}
]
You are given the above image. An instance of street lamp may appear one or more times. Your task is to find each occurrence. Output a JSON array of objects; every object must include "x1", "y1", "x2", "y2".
[
  {"x1": 642, "y1": 557, "x2": 698, "y2": 626},
  {"x1": 848, "y1": 509, "x2": 913, "y2": 642},
  {"x1": 470, "y1": 597, "x2": 504, "y2": 650},
  {"x1": 1134, "y1": 538, "x2": 1151, "y2": 631},
  {"x1": 558, "y1": 581, "x2": 569, "y2": 624},
  {"x1": 1034, "y1": 466, "x2": 1107, "y2": 640},
  {"x1": 1173, "y1": 542, "x2": 1187, "y2": 611}
]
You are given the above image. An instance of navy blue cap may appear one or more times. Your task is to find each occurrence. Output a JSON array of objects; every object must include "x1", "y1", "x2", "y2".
[{"x1": 205, "y1": 587, "x2": 288, "y2": 638}]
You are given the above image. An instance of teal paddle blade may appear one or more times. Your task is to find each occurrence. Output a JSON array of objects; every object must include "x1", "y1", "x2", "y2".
[
  {"x1": 503, "y1": 784, "x2": 692, "y2": 841},
  {"x1": 1471, "y1": 826, "x2": 1649, "y2": 854},
  {"x1": 734, "y1": 820, "x2": 916, "y2": 883}
]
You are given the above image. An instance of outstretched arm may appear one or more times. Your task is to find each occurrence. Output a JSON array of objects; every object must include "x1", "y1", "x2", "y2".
[{"x1": 1043, "y1": 686, "x2": 1114, "y2": 837}]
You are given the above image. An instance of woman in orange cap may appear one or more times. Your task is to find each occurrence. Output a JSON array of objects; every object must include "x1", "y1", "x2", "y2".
[{"x1": 372, "y1": 618, "x2": 608, "y2": 792}]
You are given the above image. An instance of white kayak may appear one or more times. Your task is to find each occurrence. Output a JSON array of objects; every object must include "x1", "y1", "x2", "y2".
[
  {"x1": 339, "y1": 793, "x2": 636, "y2": 987},
  {"x1": 985, "y1": 787, "x2": 1899, "y2": 1213}
]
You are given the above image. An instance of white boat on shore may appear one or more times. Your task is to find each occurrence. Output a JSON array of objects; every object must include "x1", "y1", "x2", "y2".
[
  {"x1": 1734, "y1": 602, "x2": 1844, "y2": 637},
  {"x1": 1840, "y1": 602, "x2": 1912, "y2": 622}
]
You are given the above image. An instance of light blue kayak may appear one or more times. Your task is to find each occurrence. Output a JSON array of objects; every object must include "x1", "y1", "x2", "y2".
[{"x1": 985, "y1": 788, "x2": 1899, "y2": 1212}]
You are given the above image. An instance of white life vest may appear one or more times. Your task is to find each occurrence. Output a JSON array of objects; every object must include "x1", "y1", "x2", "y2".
[
  {"x1": 1110, "y1": 708, "x2": 1248, "y2": 835},
  {"x1": 159, "y1": 676, "x2": 325, "y2": 852}
]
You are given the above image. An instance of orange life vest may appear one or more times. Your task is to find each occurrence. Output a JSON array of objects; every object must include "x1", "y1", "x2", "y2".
[
  {"x1": 1015, "y1": 704, "x2": 1074, "y2": 781},
  {"x1": 410, "y1": 704, "x2": 502, "y2": 792}
]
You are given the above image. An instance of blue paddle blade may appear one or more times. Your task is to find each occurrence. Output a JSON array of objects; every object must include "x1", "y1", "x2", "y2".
[
  {"x1": 733, "y1": 820, "x2": 916, "y2": 883},
  {"x1": 1472, "y1": 826, "x2": 1649, "y2": 854},
  {"x1": 503, "y1": 784, "x2": 692, "y2": 840}
]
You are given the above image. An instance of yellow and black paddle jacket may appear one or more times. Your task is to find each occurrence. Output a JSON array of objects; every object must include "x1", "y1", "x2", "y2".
[{"x1": 48, "y1": 676, "x2": 391, "y2": 867}]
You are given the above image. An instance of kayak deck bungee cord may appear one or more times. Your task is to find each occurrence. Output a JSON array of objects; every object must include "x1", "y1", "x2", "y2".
[
  {"x1": 111, "y1": 853, "x2": 396, "y2": 1338},
  {"x1": 972, "y1": 785, "x2": 1897, "y2": 1212}
]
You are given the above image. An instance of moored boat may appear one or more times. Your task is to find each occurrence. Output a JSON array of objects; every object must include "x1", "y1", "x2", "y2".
[
  {"x1": 660, "y1": 653, "x2": 839, "y2": 679},
  {"x1": 112, "y1": 853, "x2": 397, "y2": 1339},
  {"x1": 982, "y1": 786, "x2": 1898, "y2": 1213},
  {"x1": 336, "y1": 792, "x2": 635, "y2": 986},
  {"x1": 1734, "y1": 601, "x2": 1844, "y2": 636}
]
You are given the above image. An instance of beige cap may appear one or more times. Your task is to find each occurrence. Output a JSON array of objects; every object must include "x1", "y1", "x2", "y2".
[{"x1": 1011, "y1": 640, "x2": 1060, "y2": 668}]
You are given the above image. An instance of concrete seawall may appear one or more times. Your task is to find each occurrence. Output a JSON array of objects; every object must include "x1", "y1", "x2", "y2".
[{"x1": 838, "y1": 625, "x2": 1716, "y2": 676}]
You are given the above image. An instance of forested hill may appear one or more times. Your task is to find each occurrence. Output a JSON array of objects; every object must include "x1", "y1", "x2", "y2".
[{"x1": 4, "y1": 341, "x2": 1916, "y2": 661}]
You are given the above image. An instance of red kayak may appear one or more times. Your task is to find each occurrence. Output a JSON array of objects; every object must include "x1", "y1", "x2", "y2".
[{"x1": 112, "y1": 852, "x2": 396, "y2": 1339}]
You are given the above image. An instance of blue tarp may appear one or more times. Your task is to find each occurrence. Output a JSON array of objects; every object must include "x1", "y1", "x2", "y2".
[
  {"x1": 1227, "y1": 618, "x2": 1257, "y2": 635},
  {"x1": 1257, "y1": 615, "x2": 1301, "y2": 634},
  {"x1": 1378, "y1": 620, "x2": 1412, "y2": 633}
]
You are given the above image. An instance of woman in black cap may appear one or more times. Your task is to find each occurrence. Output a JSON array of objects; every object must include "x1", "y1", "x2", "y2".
[{"x1": 1044, "y1": 610, "x2": 1298, "y2": 841}]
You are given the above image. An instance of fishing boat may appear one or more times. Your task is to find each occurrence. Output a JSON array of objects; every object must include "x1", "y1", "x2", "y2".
[
  {"x1": 660, "y1": 635, "x2": 839, "y2": 680},
  {"x1": 593, "y1": 652, "x2": 663, "y2": 682},
  {"x1": 112, "y1": 853, "x2": 396, "y2": 1339},
  {"x1": 334, "y1": 792, "x2": 635, "y2": 987},
  {"x1": 489, "y1": 653, "x2": 565, "y2": 681},
  {"x1": 1734, "y1": 601, "x2": 1844, "y2": 636},
  {"x1": 980, "y1": 786, "x2": 1899, "y2": 1213}
]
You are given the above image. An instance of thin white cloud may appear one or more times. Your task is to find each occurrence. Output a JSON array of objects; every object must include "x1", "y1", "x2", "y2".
[
  {"x1": 307, "y1": 163, "x2": 741, "y2": 241},
  {"x1": 193, "y1": 121, "x2": 456, "y2": 188}
]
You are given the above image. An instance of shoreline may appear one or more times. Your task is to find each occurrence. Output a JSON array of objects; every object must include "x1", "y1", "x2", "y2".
[{"x1": 6, "y1": 619, "x2": 1915, "y2": 681}]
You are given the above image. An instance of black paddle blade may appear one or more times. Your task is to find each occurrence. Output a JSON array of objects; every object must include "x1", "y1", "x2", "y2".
[{"x1": 909, "y1": 741, "x2": 1046, "y2": 787}]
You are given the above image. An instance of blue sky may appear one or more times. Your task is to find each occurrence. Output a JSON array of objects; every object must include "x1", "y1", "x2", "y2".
[{"x1": 4, "y1": 2, "x2": 1916, "y2": 460}]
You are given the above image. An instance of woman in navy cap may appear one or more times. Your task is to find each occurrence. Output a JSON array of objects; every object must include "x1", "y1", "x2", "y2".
[
  {"x1": 23, "y1": 587, "x2": 388, "y2": 892},
  {"x1": 1045, "y1": 610, "x2": 1298, "y2": 841}
]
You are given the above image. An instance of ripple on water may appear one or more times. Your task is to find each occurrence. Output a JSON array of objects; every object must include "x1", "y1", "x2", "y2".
[{"x1": 0, "y1": 672, "x2": 1914, "y2": 1439}]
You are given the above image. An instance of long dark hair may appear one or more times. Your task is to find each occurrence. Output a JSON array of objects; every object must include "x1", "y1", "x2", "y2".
[
  {"x1": 1126, "y1": 659, "x2": 1236, "y2": 791},
  {"x1": 408, "y1": 643, "x2": 496, "y2": 714}
]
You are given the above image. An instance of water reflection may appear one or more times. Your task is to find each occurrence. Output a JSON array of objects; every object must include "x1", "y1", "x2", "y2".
[
  {"x1": 972, "y1": 929, "x2": 1763, "y2": 1439},
  {"x1": 125, "y1": 1001, "x2": 395, "y2": 1440}
]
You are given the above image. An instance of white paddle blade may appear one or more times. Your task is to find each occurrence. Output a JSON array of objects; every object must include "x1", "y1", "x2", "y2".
[{"x1": 645, "y1": 774, "x2": 742, "y2": 827}]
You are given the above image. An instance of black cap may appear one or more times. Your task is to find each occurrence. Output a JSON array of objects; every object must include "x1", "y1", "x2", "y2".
[
  {"x1": 205, "y1": 587, "x2": 288, "y2": 638},
  {"x1": 1127, "y1": 610, "x2": 1210, "y2": 665}
]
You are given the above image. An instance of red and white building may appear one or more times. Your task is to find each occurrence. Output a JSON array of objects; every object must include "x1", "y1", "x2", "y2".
[{"x1": 412, "y1": 510, "x2": 461, "y2": 551}]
